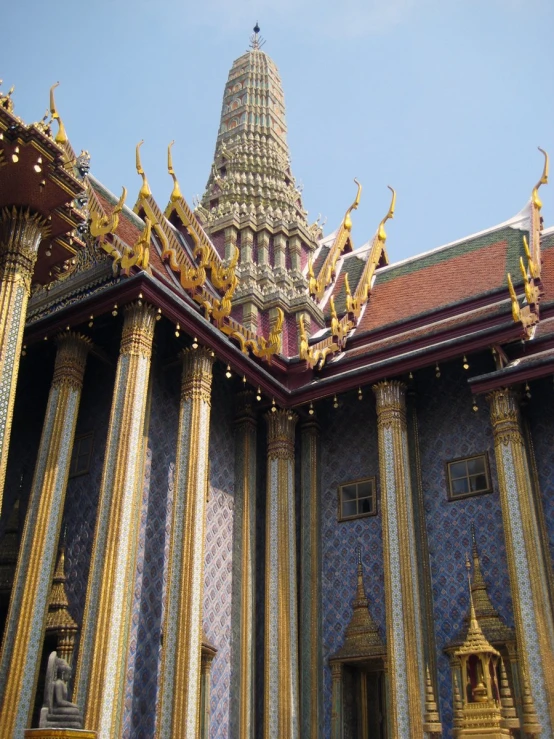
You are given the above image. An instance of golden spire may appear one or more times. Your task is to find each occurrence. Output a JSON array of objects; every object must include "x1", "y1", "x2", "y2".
[
  {"x1": 423, "y1": 665, "x2": 442, "y2": 735},
  {"x1": 523, "y1": 235, "x2": 539, "y2": 279},
  {"x1": 342, "y1": 178, "x2": 362, "y2": 232},
  {"x1": 456, "y1": 554, "x2": 499, "y2": 657},
  {"x1": 532, "y1": 147, "x2": 549, "y2": 210},
  {"x1": 49, "y1": 82, "x2": 68, "y2": 145},
  {"x1": 452, "y1": 674, "x2": 463, "y2": 731},
  {"x1": 499, "y1": 660, "x2": 519, "y2": 730},
  {"x1": 167, "y1": 140, "x2": 183, "y2": 202},
  {"x1": 135, "y1": 140, "x2": 152, "y2": 199},
  {"x1": 521, "y1": 670, "x2": 542, "y2": 736},
  {"x1": 45, "y1": 546, "x2": 77, "y2": 634},
  {"x1": 330, "y1": 548, "x2": 384, "y2": 660},
  {"x1": 377, "y1": 185, "x2": 396, "y2": 243}
]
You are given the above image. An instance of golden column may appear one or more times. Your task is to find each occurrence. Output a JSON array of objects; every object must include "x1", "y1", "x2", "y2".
[
  {"x1": 0, "y1": 206, "x2": 46, "y2": 509},
  {"x1": 0, "y1": 332, "x2": 90, "y2": 737},
  {"x1": 74, "y1": 302, "x2": 157, "y2": 738},
  {"x1": 156, "y1": 346, "x2": 214, "y2": 739},
  {"x1": 230, "y1": 391, "x2": 257, "y2": 739},
  {"x1": 488, "y1": 389, "x2": 554, "y2": 733},
  {"x1": 372, "y1": 381, "x2": 425, "y2": 738},
  {"x1": 264, "y1": 409, "x2": 299, "y2": 739},
  {"x1": 300, "y1": 419, "x2": 323, "y2": 739}
]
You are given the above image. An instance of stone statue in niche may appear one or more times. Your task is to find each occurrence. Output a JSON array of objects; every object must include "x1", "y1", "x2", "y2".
[{"x1": 39, "y1": 651, "x2": 83, "y2": 729}]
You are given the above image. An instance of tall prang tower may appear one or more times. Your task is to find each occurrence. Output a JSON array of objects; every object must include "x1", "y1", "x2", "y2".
[{"x1": 196, "y1": 25, "x2": 324, "y2": 346}]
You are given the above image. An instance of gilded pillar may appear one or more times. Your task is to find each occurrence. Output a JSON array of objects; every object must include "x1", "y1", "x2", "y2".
[
  {"x1": 372, "y1": 381, "x2": 425, "y2": 738},
  {"x1": 487, "y1": 389, "x2": 554, "y2": 733},
  {"x1": 156, "y1": 347, "x2": 214, "y2": 739},
  {"x1": 0, "y1": 206, "x2": 46, "y2": 509},
  {"x1": 0, "y1": 332, "x2": 90, "y2": 736},
  {"x1": 300, "y1": 419, "x2": 323, "y2": 739},
  {"x1": 264, "y1": 409, "x2": 299, "y2": 739},
  {"x1": 230, "y1": 391, "x2": 257, "y2": 739},
  {"x1": 330, "y1": 661, "x2": 343, "y2": 739},
  {"x1": 74, "y1": 302, "x2": 156, "y2": 737}
]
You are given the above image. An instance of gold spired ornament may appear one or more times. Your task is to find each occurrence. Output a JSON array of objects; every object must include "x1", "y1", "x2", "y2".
[
  {"x1": 156, "y1": 347, "x2": 214, "y2": 739},
  {"x1": 487, "y1": 389, "x2": 554, "y2": 733},
  {"x1": 0, "y1": 206, "x2": 48, "y2": 509},
  {"x1": 264, "y1": 409, "x2": 299, "y2": 739},
  {"x1": 74, "y1": 302, "x2": 156, "y2": 738},
  {"x1": 372, "y1": 381, "x2": 426, "y2": 738},
  {"x1": 230, "y1": 392, "x2": 257, "y2": 739},
  {"x1": 0, "y1": 333, "x2": 90, "y2": 738}
]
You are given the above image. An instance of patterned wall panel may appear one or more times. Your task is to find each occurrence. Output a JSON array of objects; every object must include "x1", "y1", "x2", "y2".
[
  {"x1": 415, "y1": 364, "x2": 512, "y2": 738},
  {"x1": 128, "y1": 363, "x2": 180, "y2": 739},
  {"x1": 204, "y1": 370, "x2": 235, "y2": 739},
  {"x1": 319, "y1": 394, "x2": 384, "y2": 739},
  {"x1": 63, "y1": 357, "x2": 115, "y2": 648},
  {"x1": 524, "y1": 377, "x2": 554, "y2": 563}
]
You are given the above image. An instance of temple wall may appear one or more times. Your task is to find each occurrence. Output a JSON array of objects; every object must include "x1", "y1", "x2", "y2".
[
  {"x1": 204, "y1": 371, "x2": 235, "y2": 739},
  {"x1": 319, "y1": 394, "x2": 384, "y2": 739},
  {"x1": 415, "y1": 363, "x2": 512, "y2": 737},
  {"x1": 524, "y1": 377, "x2": 554, "y2": 565}
]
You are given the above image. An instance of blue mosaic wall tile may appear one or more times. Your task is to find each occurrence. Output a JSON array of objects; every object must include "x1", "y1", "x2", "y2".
[
  {"x1": 319, "y1": 394, "x2": 384, "y2": 739},
  {"x1": 415, "y1": 364, "x2": 512, "y2": 738},
  {"x1": 127, "y1": 362, "x2": 180, "y2": 739},
  {"x1": 204, "y1": 371, "x2": 235, "y2": 739},
  {"x1": 63, "y1": 358, "x2": 115, "y2": 650},
  {"x1": 524, "y1": 378, "x2": 554, "y2": 564}
]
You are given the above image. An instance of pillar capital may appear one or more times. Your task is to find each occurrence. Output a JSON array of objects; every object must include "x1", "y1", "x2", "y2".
[
  {"x1": 372, "y1": 380, "x2": 407, "y2": 425},
  {"x1": 181, "y1": 347, "x2": 215, "y2": 403},
  {"x1": 52, "y1": 332, "x2": 91, "y2": 390},
  {"x1": 120, "y1": 301, "x2": 157, "y2": 357},
  {"x1": 265, "y1": 408, "x2": 297, "y2": 459},
  {"x1": 0, "y1": 206, "x2": 47, "y2": 287},
  {"x1": 487, "y1": 388, "x2": 522, "y2": 445},
  {"x1": 235, "y1": 390, "x2": 257, "y2": 426}
]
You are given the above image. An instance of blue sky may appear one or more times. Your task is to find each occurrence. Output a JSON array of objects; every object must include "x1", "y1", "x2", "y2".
[{"x1": 2, "y1": 0, "x2": 553, "y2": 262}]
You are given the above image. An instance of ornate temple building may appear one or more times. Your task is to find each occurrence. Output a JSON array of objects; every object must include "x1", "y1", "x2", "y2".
[{"x1": 0, "y1": 25, "x2": 553, "y2": 739}]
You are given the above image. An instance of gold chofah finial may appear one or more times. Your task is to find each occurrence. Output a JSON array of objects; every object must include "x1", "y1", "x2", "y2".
[
  {"x1": 507, "y1": 273, "x2": 521, "y2": 323},
  {"x1": 377, "y1": 185, "x2": 396, "y2": 243},
  {"x1": 167, "y1": 140, "x2": 183, "y2": 202},
  {"x1": 49, "y1": 82, "x2": 68, "y2": 145},
  {"x1": 136, "y1": 140, "x2": 152, "y2": 199},
  {"x1": 90, "y1": 186, "x2": 127, "y2": 238},
  {"x1": 532, "y1": 147, "x2": 549, "y2": 210},
  {"x1": 342, "y1": 178, "x2": 362, "y2": 232}
]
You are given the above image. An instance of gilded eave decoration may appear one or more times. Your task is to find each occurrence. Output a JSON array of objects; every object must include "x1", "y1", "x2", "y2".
[
  {"x1": 300, "y1": 186, "x2": 394, "y2": 369},
  {"x1": 506, "y1": 148, "x2": 548, "y2": 339}
]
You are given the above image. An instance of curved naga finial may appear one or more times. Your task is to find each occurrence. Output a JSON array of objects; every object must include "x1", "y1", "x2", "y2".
[
  {"x1": 135, "y1": 140, "x2": 151, "y2": 199},
  {"x1": 342, "y1": 178, "x2": 362, "y2": 231},
  {"x1": 532, "y1": 147, "x2": 549, "y2": 210},
  {"x1": 377, "y1": 185, "x2": 396, "y2": 243},
  {"x1": 90, "y1": 186, "x2": 127, "y2": 238},
  {"x1": 167, "y1": 141, "x2": 183, "y2": 202},
  {"x1": 49, "y1": 82, "x2": 68, "y2": 145}
]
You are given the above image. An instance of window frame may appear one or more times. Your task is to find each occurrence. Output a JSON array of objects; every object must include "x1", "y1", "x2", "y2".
[
  {"x1": 446, "y1": 452, "x2": 492, "y2": 501},
  {"x1": 338, "y1": 476, "x2": 377, "y2": 522},
  {"x1": 69, "y1": 431, "x2": 94, "y2": 479}
]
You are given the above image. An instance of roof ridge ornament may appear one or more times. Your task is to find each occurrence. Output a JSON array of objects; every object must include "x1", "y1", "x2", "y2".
[
  {"x1": 167, "y1": 141, "x2": 183, "y2": 202},
  {"x1": 135, "y1": 140, "x2": 151, "y2": 199},
  {"x1": 249, "y1": 22, "x2": 265, "y2": 50},
  {"x1": 49, "y1": 82, "x2": 68, "y2": 145}
]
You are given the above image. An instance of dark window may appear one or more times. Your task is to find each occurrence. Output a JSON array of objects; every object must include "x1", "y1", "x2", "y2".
[
  {"x1": 338, "y1": 477, "x2": 377, "y2": 521},
  {"x1": 69, "y1": 432, "x2": 94, "y2": 478},
  {"x1": 447, "y1": 454, "x2": 491, "y2": 500}
]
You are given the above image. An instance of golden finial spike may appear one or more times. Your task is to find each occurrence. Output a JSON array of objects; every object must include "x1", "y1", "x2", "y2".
[
  {"x1": 507, "y1": 273, "x2": 521, "y2": 323},
  {"x1": 136, "y1": 140, "x2": 151, "y2": 199},
  {"x1": 523, "y1": 234, "x2": 539, "y2": 279},
  {"x1": 377, "y1": 185, "x2": 396, "y2": 243},
  {"x1": 342, "y1": 178, "x2": 362, "y2": 231},
  {"x1": 49, "y1": 82, "x2": 68, "y2": 145},
  {"x1": 167, "y1": 140, "x2": 183, "y2": 202},
  {"x1": 532, "y1": 147, "x2": 549, "y2": 210},
  {"x1": 329, "y1": 295, "x2": 338, "y2": 321}
]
